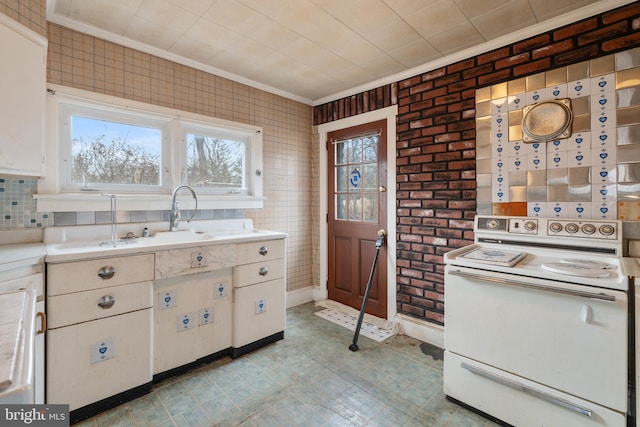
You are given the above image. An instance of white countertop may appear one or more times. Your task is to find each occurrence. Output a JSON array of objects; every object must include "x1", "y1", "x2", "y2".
[
  {"x1": 43, "y1": 219, "x2": 287, "y2": 263},
  {"x1": 0, "y1": 227, "x2": 45, "y2": 276}
]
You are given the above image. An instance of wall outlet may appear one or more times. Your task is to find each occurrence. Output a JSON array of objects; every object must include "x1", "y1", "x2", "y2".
[
  {"x1": 158, "y1": 290, "x2": 177, "y2": 309},
  {"x1": 199, "y1": 307, "x2": 213, "y2": 326},
  {"x1": 177, "y1": 312, "x2": 195, "y2": 331},
  {"x1": 90, "y1": 338, "x2": 115, "y2": 364},
  {"x1": 191, "y1": 251, "x2": 207, "y2": 268},
  {"x1": 255, "y1": 298, "x2": 267, "y2": 314},
  {"x1": 213, "y1": 282, "x2": 229, "y2": 298}
]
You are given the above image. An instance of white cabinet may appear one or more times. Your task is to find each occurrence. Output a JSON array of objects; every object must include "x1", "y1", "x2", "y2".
[
  {"x1": 152, "y1": 244, "x2": 234, "y2": 378},
  {"x1": 153, "y1": 269, "x2": 232, "y2": 377},
  {"x1": 232, "y1": 239, "x2": 286, "y2": 358},
  {"x1": 46, "y1": 254, "x2": 154, "y2": 419},
  {"x1": 0, "y1": 14, "x2": 46, "y2": 177}
]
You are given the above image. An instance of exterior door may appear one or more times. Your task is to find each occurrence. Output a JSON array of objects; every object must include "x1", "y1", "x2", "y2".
[{"x1": 327, "y1": 120, "x2": 387, "y2": 318}]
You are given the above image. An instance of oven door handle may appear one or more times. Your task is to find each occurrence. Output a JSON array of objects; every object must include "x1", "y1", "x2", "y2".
[
  {"x1": 461, "y1": 362, "x2": 593, "y2": 418},
  {"x1": 448, "y1": 269, "x2": 616, "y2": 302}
]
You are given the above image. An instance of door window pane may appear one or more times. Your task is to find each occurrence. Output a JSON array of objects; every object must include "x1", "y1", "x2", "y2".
[
  {"x1": 336, "y1": 194, "x2": 347, "y2": 219},
  {"x1": 363, "y1": 163, "x2": 378, "y2": 191},
  {"x1": 348, "y1": 194, "x2": 362, "y2": 221},
  {"x1": 336, "y1": 166, "x2": 348, "y2": 192},
  {"x1": 336, "y1": 141, "x2": 348, "y2": 164},
  {"x1": 348, "y1": 167, "x2": 361, "y2": 192},
  {"x1": 363, "y1": 194, "x2": 378, "y2": 223},
  {"x1": 348, "y1": 138, "x2": 362, "y2": 163},
  {"x1": 363, "y1": 135, "x2": 378, "y2": 162}
]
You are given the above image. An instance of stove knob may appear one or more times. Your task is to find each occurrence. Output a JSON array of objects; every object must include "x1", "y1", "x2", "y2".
[
  {"x1": 599, "y1": 224, "x2": 615, "y2": 236},
  {"x1": 582, "y1": 224, "x2": 596, "y2": 235},
  {"x1": 524, "y1": 221, "x2": 537, "y2": 232},
  {"x1": 565, "y1": 223, "x2": 579, "y2": 234},
  {"x1": 549, "y1": 222, "x2": 563, "y2": 233},
  {"x1": 486, "y1": 219, "x2": 499, "y2": 230}
]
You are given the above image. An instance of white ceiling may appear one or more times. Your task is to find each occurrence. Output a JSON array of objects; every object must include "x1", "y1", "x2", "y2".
[{"x1": 47, "y1": 0, "x2": 630, "y2": 104}]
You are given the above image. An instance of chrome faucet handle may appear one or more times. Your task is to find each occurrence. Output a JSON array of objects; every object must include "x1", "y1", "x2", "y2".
[{"x1": 170, "y1": 185, "x2": 198, "y2": 230}]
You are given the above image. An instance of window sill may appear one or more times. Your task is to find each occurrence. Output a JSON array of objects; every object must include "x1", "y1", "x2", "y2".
[{"x1": 34, "y1": 192, "x2": 265, "y2": 212}]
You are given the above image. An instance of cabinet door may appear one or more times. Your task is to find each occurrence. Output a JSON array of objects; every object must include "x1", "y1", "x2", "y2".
[
  {"x1": 153, "y1": 269, "x2": 232, "y2": 375},
  {"x1": 233, "y1": 277, "x2": 286, "y2": 348},
  {"x1": 46, "y1": 309, "x2": 152, "y2": 411},
  {"x1": 0, "y1": 15, "x2": 46, "y2": 177}
]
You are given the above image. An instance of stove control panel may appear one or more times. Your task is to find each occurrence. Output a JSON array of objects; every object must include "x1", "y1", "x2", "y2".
[
  {"x1": 547, "y1": 220, "x2": 618, "y2": 239},
  {"x1": 476, "y1": 217, "x2": 539, "y2": 234},
  {"x1": 509, "y1": 218, "x2": 538, "y2": 234},
  {"x1": 475, "y1": 216, "x2": 620, "y2": 240}
]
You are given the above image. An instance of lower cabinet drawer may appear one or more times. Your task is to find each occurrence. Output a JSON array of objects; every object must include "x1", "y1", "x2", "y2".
[
  {"x1": 443, "y1": 351, "x2": 626, "y2": 427},
  {"x1": 47, "y1": 281, "x2": 153, "y2": 329},
  {"x1": 232, "y1": 277, "x2": 285, "y2": 349},
  {"x1": 233, "y1": 258, "x2": 285, "y2": 288},
  {"x1": 47, "y1": 254, "x2": 154, "y2": 296},
  {"x1": 46, "y1": 308, "x2": 152, "y2": 411},
  {"x1": 236, "y1": 239, "x2": 285, "y2": 264}
]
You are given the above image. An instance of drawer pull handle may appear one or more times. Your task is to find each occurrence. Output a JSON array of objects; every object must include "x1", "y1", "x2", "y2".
[
  {"x1": 461, "y1": 362, "x2": 593, "y2": 417},
  {"x1": 98, "y1": 266, "x2": 116, "y2": 280},
  {"x1": 259, "y1": 267, "x2": 269, "y2": 276},
  {"x1": 36, "y1": 312, "x2": 46, "y2": 335},
  {"x1": 98, "y1": 295, "x2": 116, "y2": 309},
  {"x1": 259, "y1": 246, "x2": 268, "y2": 256}
]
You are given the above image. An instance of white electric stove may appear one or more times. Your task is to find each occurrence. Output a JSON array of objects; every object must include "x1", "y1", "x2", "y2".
[{"x1": 444, "y1": 215, "x2": 628, "y2": 427}]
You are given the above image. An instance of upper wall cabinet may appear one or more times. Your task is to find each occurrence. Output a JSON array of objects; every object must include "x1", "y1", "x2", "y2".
[{"x1": 0, "y1": 13, "x2": 47, "y2": 177}]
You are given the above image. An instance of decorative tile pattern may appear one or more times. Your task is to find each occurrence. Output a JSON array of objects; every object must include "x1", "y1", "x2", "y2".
[
  {"x1": 476, "y1": 47, "x2": 640, "y2": 219},
  {"x1": 0, "y1": 177, "x2": 53, "y2": 229}
]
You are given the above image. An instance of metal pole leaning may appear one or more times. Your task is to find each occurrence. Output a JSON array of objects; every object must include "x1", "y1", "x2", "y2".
[{"x1": 349, "y1": 229, "x2": 386, "y2": 352}]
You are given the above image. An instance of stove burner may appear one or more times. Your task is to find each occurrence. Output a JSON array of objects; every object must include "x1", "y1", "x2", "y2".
[
  {"x1": 541, "y1": 262, "x2": 611, "y2": 278},
  {"x1": 560, "y1": 258, "x2": 613, "y2": 269}
]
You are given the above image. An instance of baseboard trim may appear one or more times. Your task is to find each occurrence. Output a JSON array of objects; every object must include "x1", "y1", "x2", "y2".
[
  {"x1": 395, "y1": 313, "x2": 444, "y2": 349},
  {"x1": 286, "y1": 286, "x2": 315, "y2": 308}
]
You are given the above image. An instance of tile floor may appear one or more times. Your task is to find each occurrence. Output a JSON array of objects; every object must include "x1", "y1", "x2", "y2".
[{"x1": 75, "y1": 303, "x2": 500, "y2": 426}]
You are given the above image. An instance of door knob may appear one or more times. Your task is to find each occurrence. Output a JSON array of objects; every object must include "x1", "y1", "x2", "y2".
[{"x1": 379, "y1": 186, "x2": 386, "y2": 192}]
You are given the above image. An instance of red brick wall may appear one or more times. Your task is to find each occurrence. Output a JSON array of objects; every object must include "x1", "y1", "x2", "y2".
[{"x1": 314, "y1": 2, "x2": 640, "y2": 326}]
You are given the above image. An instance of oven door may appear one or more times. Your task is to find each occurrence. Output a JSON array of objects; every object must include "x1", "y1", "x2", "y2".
[{"x1": 444, "y1": 264, "x2": 627, "y2": 413}]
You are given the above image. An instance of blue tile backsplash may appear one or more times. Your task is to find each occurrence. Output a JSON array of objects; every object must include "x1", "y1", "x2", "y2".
[
  {"x1": 0, "y1": 177, "x2": 53, "y2": 229},
  {"x1": 0, "y1": 176, "x2": 243, "y2": 230}
]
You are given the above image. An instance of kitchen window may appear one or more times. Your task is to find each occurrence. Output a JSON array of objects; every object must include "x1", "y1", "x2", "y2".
[
  {"x1": 182, "y1": 121, "x2": 252, "y2": 195},
  {"x1": 37, "y1": 85, "x2": 264, "y2": 212},
  {"x1": 60, "y1": 103, "x2": 170, "y2": 193}
]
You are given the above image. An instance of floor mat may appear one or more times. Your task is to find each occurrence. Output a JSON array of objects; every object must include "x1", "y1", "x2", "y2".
[{"x1": 314, "y1": 308, "x2": 395, "y2": 342}]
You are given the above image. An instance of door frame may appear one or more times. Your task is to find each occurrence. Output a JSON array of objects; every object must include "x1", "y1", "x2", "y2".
[{"x1": 316, "y1": 105, "x2": 397, "y2": 321}]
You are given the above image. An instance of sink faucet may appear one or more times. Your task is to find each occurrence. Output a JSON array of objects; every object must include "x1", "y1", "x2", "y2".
[
  {"x1": 170, "y1": 185, "x2": 198, "y2": 231},
  {"x1": 100, "y1": 192, "x2": 118, "y2": 246}
]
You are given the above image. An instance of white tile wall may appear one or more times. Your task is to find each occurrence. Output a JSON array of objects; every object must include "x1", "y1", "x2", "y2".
[{"x1": 476, "y1": 47, "x2": 640, "y2": 220}]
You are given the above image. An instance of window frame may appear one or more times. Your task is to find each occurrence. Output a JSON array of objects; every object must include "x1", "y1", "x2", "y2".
[
  {"x1": 36, "y1": 84, "x2": 264, "y2": 212},
  {"x1": 180, "y1": 118, "x2": 260, "y2": 196},
  {"x1": 59, "y1": 101, "x2": 172, "y2": 194}
]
